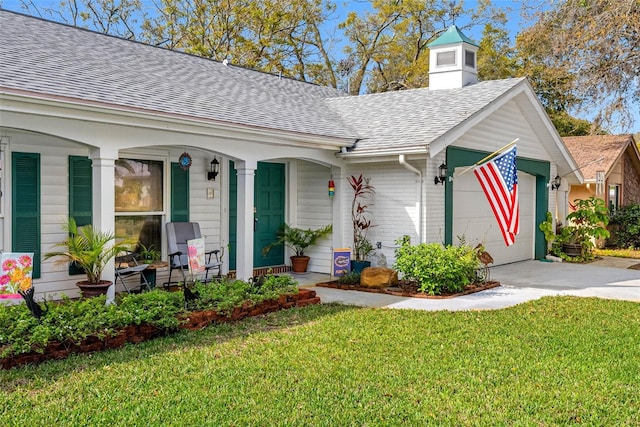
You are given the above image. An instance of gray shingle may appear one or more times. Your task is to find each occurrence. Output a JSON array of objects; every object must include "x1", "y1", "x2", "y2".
[
  {"x1": 323, "y1": 78, "x2": 525, "y2": 153},
  {"x1": 0, "y1": 10, "x2": 354, "y2": 140}
]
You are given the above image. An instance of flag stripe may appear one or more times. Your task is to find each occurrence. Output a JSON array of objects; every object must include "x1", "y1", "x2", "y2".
[{"x1": 473, "y1": 145, "x2": 519, "y2": 247}]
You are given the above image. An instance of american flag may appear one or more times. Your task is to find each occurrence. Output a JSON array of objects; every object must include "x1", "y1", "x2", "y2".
[{"x1": 474, "y1": 145, "x2": 519, "y2": 246}]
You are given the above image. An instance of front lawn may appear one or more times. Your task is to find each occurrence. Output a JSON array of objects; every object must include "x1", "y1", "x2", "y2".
[{"x1": 1, "y1": 297, "x2": 639, "y2": 425}]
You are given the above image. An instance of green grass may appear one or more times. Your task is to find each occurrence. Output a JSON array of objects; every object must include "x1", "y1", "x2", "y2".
[
  {"x1": 596, "y1": 248, "x2": 640, "y2": 259},
  {"x1": 1, "y1": 297, "x2": 640, "y2": 426}
]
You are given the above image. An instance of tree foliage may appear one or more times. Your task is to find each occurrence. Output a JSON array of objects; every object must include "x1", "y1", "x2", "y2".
[{"x1": 516, "y1": 0, "x2": 640, "y2": 133}]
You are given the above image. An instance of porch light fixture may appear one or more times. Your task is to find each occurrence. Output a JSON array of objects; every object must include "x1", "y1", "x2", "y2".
[
  {"x1": 550, "y1": 175, "x2": 561, "y2": 190},
  {"x1": 434, "y1": 163, "x2": 447, "y2": 185},
  {"x1": 207, "y1": 158, "x2": 220, "y2": 181}
]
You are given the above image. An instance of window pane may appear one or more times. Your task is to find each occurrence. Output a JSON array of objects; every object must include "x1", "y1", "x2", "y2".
[
  {"x1": 115, "y1": 215, "x2": 162, "y2": 255},
  {"x1": 436, "y1": 51, "x2": 456, "y2": 66},
  {"x1": 115, "y1": 159, "x2": 163, "y2": 212},
  {"x1": 465, "y1": 50, "x2": 475, "y2": 67}
]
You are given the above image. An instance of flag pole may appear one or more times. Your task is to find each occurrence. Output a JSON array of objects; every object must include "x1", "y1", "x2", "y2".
[{"x1": 455, "y1": 138, "x2": 519, "y2": 178}]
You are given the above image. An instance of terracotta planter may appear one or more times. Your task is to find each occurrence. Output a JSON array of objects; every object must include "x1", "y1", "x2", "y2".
[
  {"x1": 76, "y1": 280, "x2": 113, "y2": 298},
  {"x1": 290, "y1": 255, "x2": 310, "y2": 273}
]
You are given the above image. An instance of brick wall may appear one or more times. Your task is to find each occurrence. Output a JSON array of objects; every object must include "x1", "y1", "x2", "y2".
[{"x1": 623, "y1": 153, "x2": 640, "y2": 205}]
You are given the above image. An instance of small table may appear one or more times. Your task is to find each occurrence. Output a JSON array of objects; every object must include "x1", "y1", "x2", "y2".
[{"x1": 141, "y1": 261, "x2": 169, "y2": 289}]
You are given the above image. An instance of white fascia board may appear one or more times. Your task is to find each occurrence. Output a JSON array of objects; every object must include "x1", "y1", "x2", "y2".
[
  {"x1": 518, "y1": 82, "x2": 584, "y2": 183},
  {"x1": 337, "y1": 147, "x2": 428, "y2": 163},
  {"x1": 0, "y1": 91, "x2": 354, "y2": 150}
]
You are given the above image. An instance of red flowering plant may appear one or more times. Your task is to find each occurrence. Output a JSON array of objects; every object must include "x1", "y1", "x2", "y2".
[{"x1": 0, "y1": 253, "x2": 33, "y2": 298}]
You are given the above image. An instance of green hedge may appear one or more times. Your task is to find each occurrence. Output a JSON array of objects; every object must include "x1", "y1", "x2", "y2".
[
  {"x1": 394, "y1": 241, "x2": 479, "y2": 295},
  {"x1": 0, "y1": 276, "x2": 298, "y2": 358}
]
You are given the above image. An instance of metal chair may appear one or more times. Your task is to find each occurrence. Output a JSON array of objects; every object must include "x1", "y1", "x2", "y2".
[
  {"x1": 164, "y1": 222, "x2": 223, "y2": 287},
  {"x1": 115, "y1": 251, "x2": 151, "y2": 293}
]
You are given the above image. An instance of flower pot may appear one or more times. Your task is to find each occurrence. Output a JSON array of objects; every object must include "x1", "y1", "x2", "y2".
[
  {"x1": 76, "y1": 280, "x2": 113, "y2": 298},
  {"x1": 351, "y1": 260, "x2": 371, "y2": 274},
  {"x1": 562, "y1": 243, "x2": 582, "y2": 258},
  {"x1": 290, "y1": 255, "x2": 310, "y2": 273}
]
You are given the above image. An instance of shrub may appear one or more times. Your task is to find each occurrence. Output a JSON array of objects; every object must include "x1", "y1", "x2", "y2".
[
  {"x1": 393, "y1": 240, "x2": 479, "y2": 295},
  {"x1": 337, "y1": 271, "x2": 361, "y2": 286},
  {"x1": 609, "y1": 203, "x2": 640, "y2": 249}
]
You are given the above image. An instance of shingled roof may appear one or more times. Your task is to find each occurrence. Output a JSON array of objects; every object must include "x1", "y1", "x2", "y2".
[
  {"x1": 324, "y1": 78, "x2": 525, "y2": 154},
  {"x1": 0, "y1": 9, "x2": 354, "y2": 141},
  {"x1": 563, "y1": 135, "x2": 638, "y2": 181},
  {"x1": 1, "y1": 9, "x2": 537, "y2": 155}
]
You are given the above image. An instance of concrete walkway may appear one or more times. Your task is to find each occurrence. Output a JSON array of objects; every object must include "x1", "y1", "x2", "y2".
[{"x1": 295, "y1": 257, "x2": 640, "y2": 311}]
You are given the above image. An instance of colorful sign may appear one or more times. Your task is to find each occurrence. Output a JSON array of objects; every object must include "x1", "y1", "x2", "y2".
[
  {"x1": 332, "y1": 248, "x2": 351, "y2": 277},
  {"x1": 0, "y1": 253, "x2": 34, "y2": 299},
  {"x1": 187, "y1": 238, "x2": 206, "y2": 277}
]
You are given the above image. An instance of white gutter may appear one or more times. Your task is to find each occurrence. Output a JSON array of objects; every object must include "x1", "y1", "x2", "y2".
[{"x1": 399, "y1": 154, "x2": 423, "y2": 243}]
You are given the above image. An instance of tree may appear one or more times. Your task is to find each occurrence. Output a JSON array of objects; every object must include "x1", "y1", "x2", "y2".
[
  {"x1": 17, "y1": 0, "x2": 144, "y2": 39},
  {"x1": 340, "y1": 0, "x2": 504, "y2": 95},
  {"x1": 516, "y1": 0, "x2": 640, "y2": 133}
]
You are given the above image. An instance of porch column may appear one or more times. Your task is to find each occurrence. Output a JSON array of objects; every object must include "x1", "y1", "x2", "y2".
[
  {"x1": 235, "y1": 160, "x2": 257, "y2": 281},
  {"x1": 89, "y1": 147, "x2": 118, "y2": 301},
  {"x1": 331, "y1": 166, "x2": 345, "y2": 250}
]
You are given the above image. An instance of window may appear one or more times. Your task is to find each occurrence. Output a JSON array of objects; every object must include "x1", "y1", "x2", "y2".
[
  {"x1": 608, "y1": 185, "x2": 620, "y2": 212},
  {"x1": 464, "y1": 50, "x2": 475, "y2": 68},
  {"x1": 436, "y1": 50, "x2": 456, "y2": 67},
  {"x1": 115, "y1": 159, "x2": 164, "y2": 253}
]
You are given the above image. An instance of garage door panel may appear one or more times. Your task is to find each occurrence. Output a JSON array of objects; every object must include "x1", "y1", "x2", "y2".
[{"x1": 453, "y1": 170, "x2": 535, "y2": 265}]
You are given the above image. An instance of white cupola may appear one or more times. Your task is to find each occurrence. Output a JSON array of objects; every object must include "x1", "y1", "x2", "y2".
[{"x1": 427, "y1": 25, "x2": 478, "y2": 90}]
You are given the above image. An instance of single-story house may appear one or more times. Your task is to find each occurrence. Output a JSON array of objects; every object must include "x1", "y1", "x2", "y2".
[
  {"x1": 563, "y1": 134, "x2": 640, "y2": 212},
  {"x1": 0, "y1": 10, "x2": 582, "y2": 299}
]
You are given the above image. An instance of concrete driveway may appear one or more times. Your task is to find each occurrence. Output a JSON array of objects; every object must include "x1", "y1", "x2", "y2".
[{"x1": 307, "y1": 257, "x2": 640, "y2": 311}]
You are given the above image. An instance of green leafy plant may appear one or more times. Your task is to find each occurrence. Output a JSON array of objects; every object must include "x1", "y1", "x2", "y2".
[
  {"x1": 44, "y1": 217, "x2": 133, "y2": 284},
  {"x1": 337, "y1": 270, "x2": 361, "y2": 286},
  {"x1": 554, "y1": 197, "x2": 610, "y2": 261},
  {"x1": 393, "y1": 238, "x2": 479, "y2": 295},
  {"x1": 608, "y1": 203, "x2": 640, "y2": 249},
  {"x1": 138, "y1": 243, "x2": 161, "y2": 264},
  {"x1": 262, "y1": 223, "x2": 333, "y2": 257},
  {"x1": 348, "y1": 174, "x2": 376, "y2": 261},
  {"x1": 539, "y1": 211, "x2": 556, "y2": 254}
]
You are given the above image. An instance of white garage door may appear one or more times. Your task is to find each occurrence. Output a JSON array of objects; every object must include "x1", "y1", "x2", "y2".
[{"x1": 453, "y1": 169, "x2": 535, "y2": 265}]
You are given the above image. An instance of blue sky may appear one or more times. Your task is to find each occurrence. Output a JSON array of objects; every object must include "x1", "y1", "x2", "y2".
[{"x1": 2, "y1": 0, "x2": 638, "y2": 133}]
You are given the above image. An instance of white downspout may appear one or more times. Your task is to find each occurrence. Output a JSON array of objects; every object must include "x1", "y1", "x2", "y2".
[{"x1": 399, "y1": 155, "x2": 423, "y2": 242}]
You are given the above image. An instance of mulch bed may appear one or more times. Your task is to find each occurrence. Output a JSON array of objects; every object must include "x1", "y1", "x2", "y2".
[
  {"x1": 628, "y1": 264, "x2": 640, "y2": 270},
  {"x1": 316, "y1": 280, "x2": 500, "y2": 299}
]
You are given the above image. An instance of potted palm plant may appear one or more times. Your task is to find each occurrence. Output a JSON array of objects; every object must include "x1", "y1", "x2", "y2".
[
  {"x1": 44, "y1": 218, "x2": 133, "y2": 298},
  {"x1": 262, "y1": 223, "x2": 333, "y2": 273}
]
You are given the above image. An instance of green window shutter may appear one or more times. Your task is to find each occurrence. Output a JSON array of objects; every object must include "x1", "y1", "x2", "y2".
[
  {"x1": 12, "y1": 152, "x2": 41, "y2": 278},
  {"x1": 171, "y1": 162, "x2": 189, "y2": 222},
  {"x1": 69, "y1": 156, "x2": 93, "y2": 275}
]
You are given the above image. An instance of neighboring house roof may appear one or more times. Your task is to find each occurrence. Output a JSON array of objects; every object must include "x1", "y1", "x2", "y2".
[
  {"x1": 0, "y1": 9, "x2": 355, "y2": 141},
  {"x1": 563, "y1": 135, "x2": 639, "y2": 181},
  {"x1": 324, "y1": 78, "x2": 525, "y2": 154},
  {"x1": 427, "y1": 25, "x2": 479, "y2": 48}
]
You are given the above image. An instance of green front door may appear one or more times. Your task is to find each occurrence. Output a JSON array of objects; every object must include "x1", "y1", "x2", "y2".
[{"x1": 229, "y1": 162, "x2": 285, "y2": 270}]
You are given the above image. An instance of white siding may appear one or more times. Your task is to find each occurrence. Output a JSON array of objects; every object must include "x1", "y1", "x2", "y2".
[
  {"x1": 295, "y1": 161, "x2": 332, "y2": 273},
  {"x1": 345, "y1": 162, "x2": 425, "y2": 267},
  {"x1": 452, "y1": 100, "x2": 553, "y2": 162}
]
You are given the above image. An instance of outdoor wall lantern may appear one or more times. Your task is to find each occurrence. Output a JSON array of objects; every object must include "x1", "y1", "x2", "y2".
[
  {"x1": 434, "y1": 163, "x2": 447, "y2": 185},
  {"x1": 550, "y1": 175, "x2": 561, "y2": 190},
  {"x1": 208, "y1": 158, "x2": 220, "y2": 181}
]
